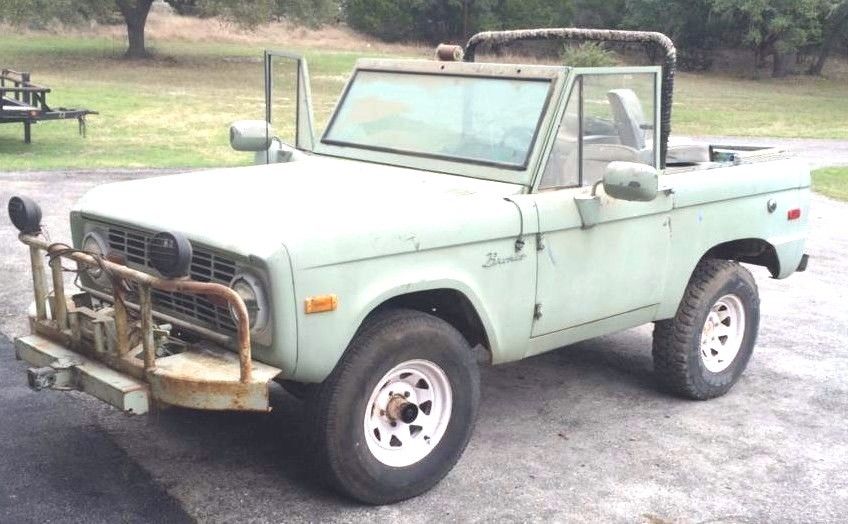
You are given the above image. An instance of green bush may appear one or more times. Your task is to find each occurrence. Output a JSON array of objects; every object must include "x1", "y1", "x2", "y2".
[
  {"x1": 560, "y1": 42, "x2": 618, "y2": 67},
  {"x1": 275, "y1": 0, "x2": 339, "y2": 27},
  {"x1": 344, "y1": 0, "x2": 416, "y2": 42},
  {"x1": 174, "y1": 0, "x2": 338, "y2": 28},
  {"x1": 0, "y1": 0, "x2": 116, "y2": 29}
]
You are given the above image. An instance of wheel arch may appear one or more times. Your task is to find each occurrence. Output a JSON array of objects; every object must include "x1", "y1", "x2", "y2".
[
  {"x1": 702, "y1": 237, "x2": 780, "y2": 277},
  {"x1": 293, "y1": 274, "x2": 506, "y2": 383},
  {"x1": 359, "y1": 286, "x2": 495, "y2": 363},
  {"x1": 658, "y1": 237, "x2": 777, "y2": 320}
]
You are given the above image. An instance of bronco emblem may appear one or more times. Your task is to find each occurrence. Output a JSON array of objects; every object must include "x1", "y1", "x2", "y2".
[{"x1": 482, "y1": 251, "x2": 527, "y2": 268}]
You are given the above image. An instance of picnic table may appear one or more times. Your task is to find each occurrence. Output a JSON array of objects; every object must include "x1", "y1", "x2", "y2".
[{"x1": 1, "y1": 69, "x2": 97, "y2": 143}]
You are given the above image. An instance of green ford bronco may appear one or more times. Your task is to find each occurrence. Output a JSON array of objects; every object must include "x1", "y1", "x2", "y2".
[{"x1": 8, "y1": 29, "x2": 809, "y2": 504}]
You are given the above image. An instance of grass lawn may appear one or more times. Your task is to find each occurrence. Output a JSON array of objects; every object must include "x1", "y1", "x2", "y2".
[
  {"x1": 1, "y1": 30, "x2": 847, "y2": 171},
  {"x1": 673, "y1": 73, "x2": 848, "y2": 138},
  {"x1": 812, "y1": 167, "x2": 848, "y2": 201},
  {"x1": 1, "y1": 34, "x2": 379, "y2": 170}
]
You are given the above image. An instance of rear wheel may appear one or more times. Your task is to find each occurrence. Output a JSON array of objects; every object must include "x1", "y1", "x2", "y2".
[
  {"x1": 653, "y1": 258, "x2": 760, "y2": 400},
  {"x1": 308, "y1": 309, "x2": 480, "y2": 504}
]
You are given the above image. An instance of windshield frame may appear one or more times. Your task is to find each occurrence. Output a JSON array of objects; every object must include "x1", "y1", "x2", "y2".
[{"x1": 313, "y1": 59, "x2": 568, "y2": 186}]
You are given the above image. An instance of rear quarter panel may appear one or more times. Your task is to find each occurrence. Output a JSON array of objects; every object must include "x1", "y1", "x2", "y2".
[{"x1": 656, "y1": 158, "x2": 810, "y2": 319}]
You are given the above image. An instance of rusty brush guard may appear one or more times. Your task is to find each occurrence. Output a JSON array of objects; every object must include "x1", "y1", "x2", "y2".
[
  {"x1": 463, "y1": 28, "x2": 677, "y2": 169},
  {"x1": 15, "y1": 232, "x2": 280, "y2": 413}
]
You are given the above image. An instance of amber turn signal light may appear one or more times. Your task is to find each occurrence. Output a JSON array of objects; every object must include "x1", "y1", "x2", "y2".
[{"x1": 305, "y1": 294, "x2": 338, "y2": 314}]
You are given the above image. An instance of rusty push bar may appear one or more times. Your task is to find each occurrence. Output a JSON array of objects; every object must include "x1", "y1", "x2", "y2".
[{"x1": 20, "y1": 233, "x2": 253, "y2": 384}]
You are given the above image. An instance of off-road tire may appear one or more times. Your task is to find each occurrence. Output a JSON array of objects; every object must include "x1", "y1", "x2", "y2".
[
  {"x1": 307, "y1": 309, "x2": 480, "y2": 505},
  {"x1": 652, "y1": 258, "x2": 760, "y2": 400}
]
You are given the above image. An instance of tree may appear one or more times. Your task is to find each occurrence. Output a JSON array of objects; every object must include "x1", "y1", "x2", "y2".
[
  {"x1": 808, "y1": 1, "x2": 848, "y2": 74},
  {"x1": 624, "y1": 0, "x2": 718, "y2": 50},
  {"x1": 0, "y1": 0, "x2": 327, "y2": 59},
  {"x1": 344, "y1": 0, "x2": 416, "y2": 42},
  {"x1": 622, "y1": 0, "x2": 723, "y2": 70},
  {"x1": 345, "y1": 0, "x2": 573, "y2": 44},
  {"x1": 0, "y1": 0, "x2": 154, "y2": 57},
  {"x1": 275, "y1": 0, "x2": 340, "y2": 27},
  {"x1": 478, "y1": 0, "x2": 573, "y2": 32},
  {"x1": 116, "y1": 0, "x2": 154, "y2": 58},
  {"x1": 171, "y1": 0, "x2": 339, "y2": 27},
  {"x1": 195, "y1": 0, "x2": 274, "y2": 28},
  {"x1": 572, "y1": 0, "x2": 626, "y2": 28},
  {"x1": 709, "y1": 0, "x2": 828, "y2": 77},
  {"x1": 0, "y1": 0, "x2": 115, "y2": 29}
]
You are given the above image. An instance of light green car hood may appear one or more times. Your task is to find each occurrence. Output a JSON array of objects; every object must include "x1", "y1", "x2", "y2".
[{"x1": 73, "y1": 155, "x2": 525, "y2": 267}]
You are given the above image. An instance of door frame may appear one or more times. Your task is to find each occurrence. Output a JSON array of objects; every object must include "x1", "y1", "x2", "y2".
[
  {"x1": 529, "y1": 66, "x2": 663, "y2": 193},
  {"x1": 264, "y1": 50, "x2": 316, "y2": 152}
]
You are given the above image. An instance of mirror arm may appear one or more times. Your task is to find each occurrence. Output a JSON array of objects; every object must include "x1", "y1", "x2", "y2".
[{"x1": 590, "y1": 180, "x2": 604, "y2": 197}]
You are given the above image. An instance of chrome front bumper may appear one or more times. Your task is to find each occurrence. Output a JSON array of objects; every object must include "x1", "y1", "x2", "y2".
[{"x1": 14, "y1": 233, "x2": 281, "y2": 414}]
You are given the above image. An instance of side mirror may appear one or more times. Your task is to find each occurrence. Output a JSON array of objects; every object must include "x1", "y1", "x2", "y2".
[
  {"x1": 229, "y1": 120, "x2": 276, "y2": 152},
  {"x1": 602, "y1": 161, "x2": 659, "y2": 202}
]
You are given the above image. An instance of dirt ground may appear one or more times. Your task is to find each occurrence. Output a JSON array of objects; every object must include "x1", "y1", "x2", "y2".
[{"x1": 0, "y1": 142, "x2": 846, "y2": 522}]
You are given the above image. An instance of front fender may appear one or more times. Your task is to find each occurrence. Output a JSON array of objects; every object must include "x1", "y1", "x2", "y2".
[{"x1": 289, "y1": 239, "x2": 535, "y2": 382}]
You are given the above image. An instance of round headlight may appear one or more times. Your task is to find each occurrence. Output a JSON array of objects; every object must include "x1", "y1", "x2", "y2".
[
  {"x1": 8, "y1": 196, "x2": 42, "y2": 234},
  {"x1": 229, "y1": 273, "x2": 267, "y2": 331},
  {"x1": 148, "y1": 231, "x2": 193, "y2": 279},
  {"x1": 81, "y1": 231, "x2": 112, "y2": 289}
]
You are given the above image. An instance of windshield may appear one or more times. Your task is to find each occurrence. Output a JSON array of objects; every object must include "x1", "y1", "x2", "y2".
[{"x1": 322, "y1": 70, "x2": 553, "y2": 169}]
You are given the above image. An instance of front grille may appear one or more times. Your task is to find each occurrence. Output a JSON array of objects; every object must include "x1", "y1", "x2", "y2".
[{"x1": 102, "y1": 224, "x2": 238, "y2": 334}]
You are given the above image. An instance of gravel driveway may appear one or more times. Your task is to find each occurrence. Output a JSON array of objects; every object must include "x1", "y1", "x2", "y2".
[{"x1": 1, "y1": 141, "x2": 846, "y2": 522}]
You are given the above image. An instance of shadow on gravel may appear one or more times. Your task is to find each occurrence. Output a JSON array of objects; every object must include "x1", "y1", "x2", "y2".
[
  {"x1": 125, "y1": 331, "x2": 664, "y2": 505},
  {"x1": 0, "y1": 335, "x2": 193, "y2": 524}
]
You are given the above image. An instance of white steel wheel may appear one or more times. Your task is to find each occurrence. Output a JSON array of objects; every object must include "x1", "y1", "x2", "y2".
[
  {"x1": 309, "y1": 309, "x2": 480, "y2": 504},
  {"x1": 700, "y1": 293, "x2": 746, "y2": 373},
  {"x1": 364, "y1": 359, "x2": 453, "y2": 468}
]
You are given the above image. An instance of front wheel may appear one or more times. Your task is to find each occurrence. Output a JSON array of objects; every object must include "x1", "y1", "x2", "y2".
[
  {"x1": 653, "y1": 258, "x2": 760, "y2": 400},
  {"x1": 307, "y1": 309, "x2": 480, "y2": 504}
]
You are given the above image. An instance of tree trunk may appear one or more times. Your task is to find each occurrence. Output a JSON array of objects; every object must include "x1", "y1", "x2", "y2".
[
  {"x1": 772, "y1": 51, "x2": 787, "y2": 77},
  {"x1": 809, "y1": 2, "x2": 848, "y2": 75},
  {"x1": 771, "y1": 46, "x2": 798, "y2": 77},
  {"x1": 462, "y1": 0, "x2": 469, "y2": 41},
  {"x1": 125, "y1": 16, "x2": 147, "y2": 58},
  {"x1": 116, "y1": 0, "x2": 154, "y2": 59}
]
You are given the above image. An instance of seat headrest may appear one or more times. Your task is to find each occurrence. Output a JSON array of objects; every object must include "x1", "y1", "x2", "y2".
[{"x1": 607, "y1": 89, "x2": 646, "y2": 150}]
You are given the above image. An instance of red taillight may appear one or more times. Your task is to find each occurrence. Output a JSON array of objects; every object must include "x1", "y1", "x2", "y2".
[{"x1": 787, "y1": 208, "x2": 801, "y2": 220}]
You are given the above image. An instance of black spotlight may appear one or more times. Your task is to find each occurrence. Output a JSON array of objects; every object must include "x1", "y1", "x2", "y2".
[
  {"x1": 8, "y1": 196, "x2": 42, "y2": 234},
  {"x1": 148, "y1": 231, "x2": 193, "y2": 278}
]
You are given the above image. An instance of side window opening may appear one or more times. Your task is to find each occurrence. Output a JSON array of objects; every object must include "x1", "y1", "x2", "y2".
[
  {"x1": 539, "y1": 72, "x2": 657, "y2": 191},
  {"x1": 539, "y1": 81, "x2": 580, "y2": 189},
  {"x1": 267, "y1": 55, "x2": 298, "y2": 146}
]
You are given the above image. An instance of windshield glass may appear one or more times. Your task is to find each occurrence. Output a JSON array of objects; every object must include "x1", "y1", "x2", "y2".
[{"x1": 322, "y1": 71, "x2": 552, "y2": 169}]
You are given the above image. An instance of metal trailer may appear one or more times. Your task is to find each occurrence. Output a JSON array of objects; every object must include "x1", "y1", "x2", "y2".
[{"x1": 0, "y1": 69, "x2": 97, "y2": 143}]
